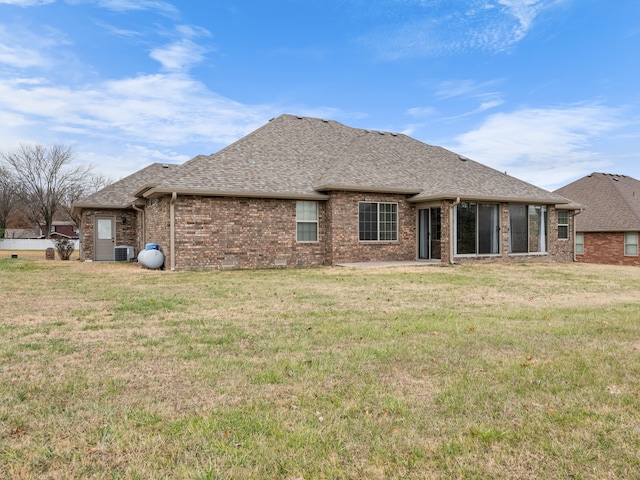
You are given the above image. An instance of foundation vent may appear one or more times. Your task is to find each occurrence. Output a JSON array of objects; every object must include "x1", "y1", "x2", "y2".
[{"x1": 221, "y1": 257, "x2": 236, "y2": 268}]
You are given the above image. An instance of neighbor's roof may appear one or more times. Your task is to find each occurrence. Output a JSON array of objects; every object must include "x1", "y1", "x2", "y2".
[
  {"x1": 554, "y1": 173, "x2": 640, "y2": 232},
  {"x1": 136, "y1": 114, "x2": 569, "y2": 204},
  {"x1": 72, "y1": 163, "x2": 178, "y2": 212}
]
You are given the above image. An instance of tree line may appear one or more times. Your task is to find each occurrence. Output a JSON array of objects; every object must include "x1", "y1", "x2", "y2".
[{"x1": 0, "y1": 144, "x2": 110, "y2": 238}]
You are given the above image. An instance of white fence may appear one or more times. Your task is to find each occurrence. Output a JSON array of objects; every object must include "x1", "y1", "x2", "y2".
[{"x1": 0, "y1": 238, "x2": 80, "y2": 251}]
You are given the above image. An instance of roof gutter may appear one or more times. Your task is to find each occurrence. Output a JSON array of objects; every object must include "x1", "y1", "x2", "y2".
[
  {"x1": 141, "y1": 188, "x2": 330, "y2": 201},
  {"x1": 408, "y1": 194, "x2": 571, "y2": 205},
  {"x1": 170, "y1": 192, "x2": 177, "y2": 271}
]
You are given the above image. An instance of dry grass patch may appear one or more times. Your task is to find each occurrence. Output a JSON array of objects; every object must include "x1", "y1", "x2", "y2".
[{"x1": 1, "y1": 258, "x2": 640, "y2": 479}]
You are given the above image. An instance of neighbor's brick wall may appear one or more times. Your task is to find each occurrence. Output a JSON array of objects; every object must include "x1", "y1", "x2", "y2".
[
  {"x1": 325, "y1": 191, "x2": 416, "y2": 264},
  {"x1": 79, "y1": 209, "x2": 137, "y2": 261},
  {"x1": 577, "y1": 232, "x2": 640, "y2": 266},
  {"x1": 172, "y1": 196, "x2": 327, "y2": 270}
]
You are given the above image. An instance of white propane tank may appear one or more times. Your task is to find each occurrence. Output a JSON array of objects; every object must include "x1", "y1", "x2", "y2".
[
  {"x1": 143, "y1": 249, "x2": 164, "y2": 269},
  {"x1": 137, "y1": 249, "x2": 148, "y2": 266}
]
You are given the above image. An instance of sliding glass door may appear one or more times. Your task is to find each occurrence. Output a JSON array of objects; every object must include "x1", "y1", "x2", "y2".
[{"x1": 418, "y1": 208, "x2": 441, "y2": 260}]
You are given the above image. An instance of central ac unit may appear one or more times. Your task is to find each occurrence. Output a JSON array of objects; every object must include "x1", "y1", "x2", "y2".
[{"x1": 114, "y1": 245, "x2": 135, "y2": 261}]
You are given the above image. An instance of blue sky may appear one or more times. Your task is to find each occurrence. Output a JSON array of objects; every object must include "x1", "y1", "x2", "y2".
[{"x1": 0, "y1": 0, "x2": 638, "y2": 191}]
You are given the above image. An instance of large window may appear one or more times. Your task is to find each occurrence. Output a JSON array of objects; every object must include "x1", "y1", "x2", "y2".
[
  {"x1": 557, "y1": 210, "x2": 569, "y2": 240},
  {"x1": 455, "y1": 202, "x2": 499, "y2": 255},
  {"x1": 624, "y1": 232, "x2": 638, "y2": 256},
  {"x1": 359, "y1": 202, "x2": 398, "y2": 241},
  {"x1": 296, "y1": 201, "x2": 318, "y2": 242},
  {"x1": 509, "y1": 205, "x2": 547, "y2": 254}
]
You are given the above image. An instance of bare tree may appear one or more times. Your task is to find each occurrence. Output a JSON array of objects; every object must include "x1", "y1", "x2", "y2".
[
  {"x1": 61, "y1": 172, "x2": 111, "y2": 229},
  {"x1": 0, "y1": 164, "x2": 18, "y2": 230},
  {"x1": 0, "y1": 144, "x2": 94, "y2": 238}
]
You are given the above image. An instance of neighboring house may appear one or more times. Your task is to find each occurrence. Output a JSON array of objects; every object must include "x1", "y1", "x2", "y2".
[
  {"x1": 72, "y1": 114, "x2": 577, "y2": 270},
  {"x1": 38, "y1": 221, "x2": 79, "y2": 239},
  {"x1": 555, "y1": 173, "x2": 640, "y2": 266}
]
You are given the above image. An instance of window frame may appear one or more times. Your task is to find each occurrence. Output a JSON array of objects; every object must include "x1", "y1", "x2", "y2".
[
  {"x1": 624, "y1": 232, "x2": 638, "y2": 256},
  {"x1": 508, "y1": 204, "x2": 548, "y2": 254},
  {"x1": 358, "y1": 201, "x2": 398, "y2": 242},
  {"x1": 575, "y1": 232, "x2": 584, "y2": 255},
  {"x1": 296, "y1": 201, "x2": 318, "y2": 243},
  {"x1": 454, "y1": 202, "x2": 500, "y2": 256},
  {"x1": 557, "y1": 210, "x2": 569, "y2": 240}
]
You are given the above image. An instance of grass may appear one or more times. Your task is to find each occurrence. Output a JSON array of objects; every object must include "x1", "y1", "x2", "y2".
[{"x1": 1, "y1": 256, "x2": 640, "y2": 479}]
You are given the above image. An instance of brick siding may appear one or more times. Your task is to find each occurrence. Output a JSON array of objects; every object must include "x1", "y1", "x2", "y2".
[
  {"x1": 326, "y1": 191, "x2": 416, "y2": 264},
  {"x1": 79, "y1": 209, "x2": 138, "y2": 261},
  {"x1": 577, "y1": 232, "x2": 640, "y2": 266},
  {"x1": 169, "y1": 196, "x2": 326, "y2": 270},
  {"x1": 81, "y1": 194, "x2": 576, "y2": 269}
]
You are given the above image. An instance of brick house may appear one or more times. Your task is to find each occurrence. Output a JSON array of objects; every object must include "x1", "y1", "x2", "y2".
[
  {"x1": 72, "y1": 114, "x2": 577, "y2": 270},
  {"x1": 555, "y1": 173, "x2": 640, "y2": 266}
]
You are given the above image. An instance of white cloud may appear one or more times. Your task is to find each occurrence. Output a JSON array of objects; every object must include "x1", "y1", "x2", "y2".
[
  {"x1": 406, "y1": 106, "x2": 438, "y2": 117},
  {"x1": 150, "y1": 39, "x2": 208, "y2": 72},
  {"x1": 363, "y1": 0, "x2": 569, "y2": 59},
  {"x1": 0, "y1": 25, "x2": 61, "y2": 68},
  {"x1": 434, "y1": 78, "x2": 505, "y2": 119},
  {"x1": 451, "y1": 104, "x2": 621, "y2": 190},
  {"x1": 148, "y1": 24, "x2": 212, "y2": 72},
  {"x1": 0, "y1": 74, "x2": 273, "y2": 145},
  {"x1": 94, "y1": 0, "x2": 178, "y2": 16},
  {"x1": 0, "y1": 72, "x2": 282, "y2": 181},
  {"x1": 436, "y1": 79, "x2": 503, "y2": 99},
  {"x1": 0, "y1": 0, "x2": 55, "y2": 5}
]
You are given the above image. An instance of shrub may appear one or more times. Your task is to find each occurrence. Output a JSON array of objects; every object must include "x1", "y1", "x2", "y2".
[{"x1": 53, "y1": 238, "x2": 75, "y2": 260}]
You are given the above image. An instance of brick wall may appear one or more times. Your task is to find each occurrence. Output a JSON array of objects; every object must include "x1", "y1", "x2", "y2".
[
  {"x1": 171, "y1": 196, "x2": 326, "y2": 270},
  {"x1": 81, "y1": 196, "x2": 577, "y2": 268},
  {"x1": 79, "y1": 209, "x2": 137, "y2": 261},
  {"x1": 326, "y1": 191, "x2": 416, "y2": 264},
  {"x1": 144, "y1": 197, "x2": 171, "y2": 262},
  {"x1": 549, "y1": 207, "x2": 576, "y2": 262},
  {"x1": 577, "y1": 232, "x2": 640, "y2": 266}
]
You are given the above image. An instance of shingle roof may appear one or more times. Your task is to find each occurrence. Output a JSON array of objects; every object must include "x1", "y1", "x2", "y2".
[
  {"x1": 72, "y1": 163, "x2": 178, "y2": 210},
  {"x1": 554, "y1": 173, "x2": 640, "y2": 231},
  {"x1": 139, "y1": 114, "x2": 569, "y2": 204}
]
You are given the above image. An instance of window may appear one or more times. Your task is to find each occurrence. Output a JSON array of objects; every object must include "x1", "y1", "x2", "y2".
[
  {"x1": 296, "y1": 201, "x2": 318, "y2": 242},
  {"x1": 557, "y1": 210, "x2": 569, "y2": 240},
  {"x1": 359, "y1": 202, "x2": 398, "y2": 241},
  {"x1": 624, "y1": 232, "x2": 638, "y2": 256},
  {"x1": 509, "y1": 205, "x2": 547, "y2": 254},
  {"x1": 454, "y1": 202, "x2": 499, "y2": 255},
  {"x1": 575, "y1": 232, "x2": 584, "y2": 254}
]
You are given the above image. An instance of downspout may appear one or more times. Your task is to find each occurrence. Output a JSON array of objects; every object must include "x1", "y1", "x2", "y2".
[
  {"x1": 170, "y1": 192, "x2": 177, "y2": 271},
  {"x1": 449, "y1": 197, "x2": 461, "y2": 265},
  {"x1": 131, "y1": 204, "x2": 145, "y2": 254}
]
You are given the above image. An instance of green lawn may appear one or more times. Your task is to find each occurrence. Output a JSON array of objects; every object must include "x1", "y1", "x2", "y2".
[{"x1": 1, "y1": 259, "x2": 639, "y2": 479}]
